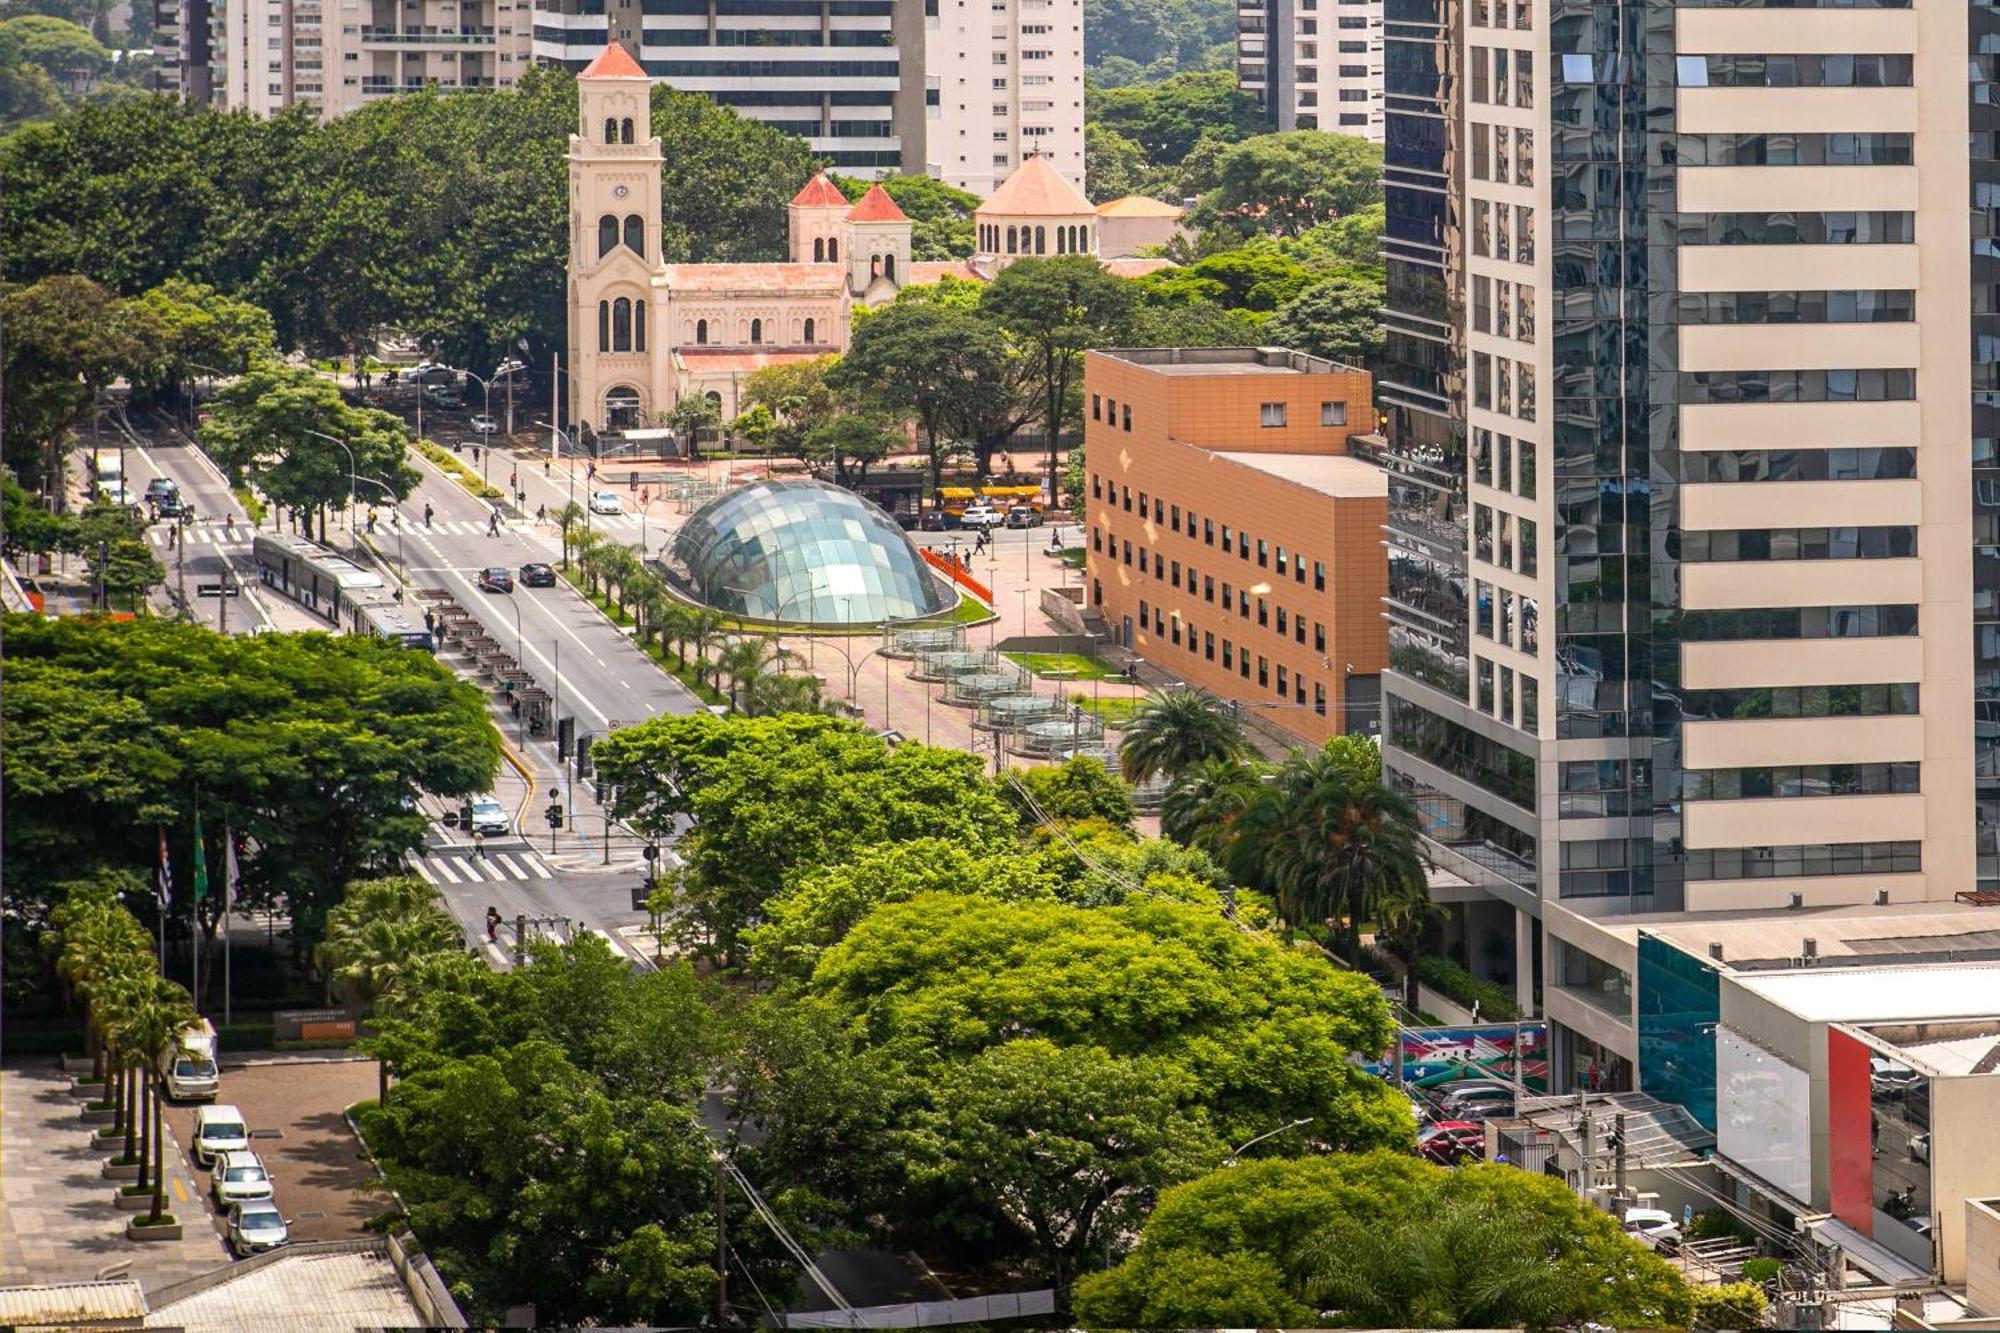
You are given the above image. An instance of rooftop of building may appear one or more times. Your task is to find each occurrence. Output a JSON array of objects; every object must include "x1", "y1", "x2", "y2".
[
  {"x1": 1096, "y1": 194, "x2": 1185, "y2": 219},
  {"x1": 1212, "y1": 449, "x2": 1387, "y2": 499},
  {"x1": 579, "y1": 41, "x2": 645, "y2": 80},
  {"x1": 1101, "y1": 257, "x2": 1176, "y2": 278},
  {"x1": 1606, "y1": 900, "x2": 2000, "y2": 973},
  {"x1": 144, "y1": 1246, "x2": 425, "y2": 1333},
  {"x1": 0, "y1": 1279, "x2": 146, "y2": 1326},
  {"x1": 791, "y1": 171, "x2": 850, "y2": 209},
  {"x1": 978, "y1": 152, "x2": 1095, "y2": 218},
  {"x1": 1732, "y1": 963, "x2": 2000, "y2": 1025},
  {"x1": 847, "y1": 183, "x2": 908, "y2": 224},
  {"x1": 1093, "y1": 345, "x2": 1368, "y2": 377},
  {"x1": 1860, "y1": 1021, "x2": 2000, "y2": 1076}
]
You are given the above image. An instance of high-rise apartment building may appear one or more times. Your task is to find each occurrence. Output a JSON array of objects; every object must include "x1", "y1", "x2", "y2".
[
  {"x1": 1376, "y1": 0, "x2": 1990, "y2": 1085},
  {"x1": 532, "y1": 0, "x2": 1082, "y2": 188},
  {"x1": 217, "y1": 0, "x2": 532, "y2": 116},
  {"x1": 1238, "y1": 0, "x2": 1383, "y2": 141}
]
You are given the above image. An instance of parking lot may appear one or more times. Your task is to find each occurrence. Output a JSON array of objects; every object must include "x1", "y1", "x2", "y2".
[{"x1": 163, "y1": 1057, "x2": 383, "y2": 1252}]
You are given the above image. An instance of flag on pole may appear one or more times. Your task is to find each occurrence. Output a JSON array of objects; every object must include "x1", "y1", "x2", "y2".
[
  {"x1": 156, "y1": 828, "x2": 173, "y2": 910},
  {"x1": 224, "y1": 826, "x2": 238, "y2": 913},
  {"x1": 192, "y1": 812, "x2": 209, "y2": 903}
]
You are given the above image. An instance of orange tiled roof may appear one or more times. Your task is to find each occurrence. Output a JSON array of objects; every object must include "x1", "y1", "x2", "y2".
[
  {"x1": 977, "y1": 153, "x2": 1093, "y2": 219},
  {"x1": 659, "y1": 263, "x2": 848, "y2": 293},
  {"x1": 791, "y1": 172, "x2": 850, "y2": 209},
  {"x1": 847, "y1": 183, "x2": 909, "y2": 224},
  {"x1": 579, "y1": 42, "x2": 645, "y2": 79},
  {"x1": 1096, "y1": 195, "x2": 1185, "y2": 219}
]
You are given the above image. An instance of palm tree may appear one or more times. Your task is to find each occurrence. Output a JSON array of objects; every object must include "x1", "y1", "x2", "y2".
[
  {"x1": 118, "y1": 976, "x2": 199, "y2": 1224},
  {"x1": 717, "y1": 635, "x2": 798, "y2": 711},
  {"x1": 655, "y1": 600, "x2": 694, "y2": 667},
  {"x1": 573, "y1": 529, "x2": 606, "y2": 595},
  {"x1": 596, "y1": 543, "x2": 641, "y2": 617},
  {"x1": 1161, "y1": 756, "x2": 1269, "y2": 857},
  {"x1": 555, "y1": 501, "x2": 586, "y2": 569},
  {"x1": 742, "y1": 667, "x2": 828, "y2": 718},
  {"x1": 315, "y1": 876, "x2": 462, "y2": 1014},
  {"x1": 98, "y1": 971, "x2": 155, "y2": 1165},
  {"x1": 629, "y1": 572, "x2": 669, "y2": 650},
  {"x1": 687, "y1": 607, "x2": 726, "y2": 691},
  {"x1": 1118, "y1": 688, "x2": 1249, "y2": 784}
]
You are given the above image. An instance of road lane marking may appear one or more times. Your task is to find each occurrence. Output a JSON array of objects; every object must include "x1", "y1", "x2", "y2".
[
  {"x1": 493, "y1": 854, "x2": 527, "y2": 880},
  {"x1": 427, "y1": 857, "x2": 462, "y2": 884},
  {"x1": 409, "y1": 859, "x2": 438, "y2": 885},
  {"x1": 525, "y1": 856, "x2": 553, "y2": 879}
]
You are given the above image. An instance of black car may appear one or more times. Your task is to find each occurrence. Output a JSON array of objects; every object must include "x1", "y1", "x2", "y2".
[
  {"x1": 154, "y1": 493, "x2": 186, "y2": 518},
  {"x1": 519, "y1": 562, "x2": 557, "y2": 588},
  {"x1": 917, "y1": 509, "x2": 954, "y2": 531},
  {"x1": 477, "y1": 567, "x2": 515, "y2": 593}
]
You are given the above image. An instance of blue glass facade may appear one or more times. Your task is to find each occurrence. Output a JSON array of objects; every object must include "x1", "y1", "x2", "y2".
[
  {"x1": 674, "y1": 479, "x2": 952, "y2": 625},
  {"x1": 1636, "y1": 932, "x2": 1719, "y2": 1131}
]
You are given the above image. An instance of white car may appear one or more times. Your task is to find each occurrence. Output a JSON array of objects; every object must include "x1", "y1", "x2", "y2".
[
  {"x1": 211, "y1": 1150, "x2": 274, "y2": 1205},
  {"x1": 960, "y1": 504, "x2": 1001, "y2": 529},
  {"x1": 470, "y1": 414, "x2": 499, "y2": 434},
  {"x1": 191, "y1": 1103, "x2": 250, "y2": 1169},
  {"x1": 589, "y1": 491, "x2": 622, "y2": 515},
  {"x1": 227, "y1": 1201, "x2": 290, "y2": 1257},
  {"x1": 1623, "y1": 1207, "x2": 1682, "y2": 1252},
  {"x1": 468, "y1": 795, "x2": 510, "y2": 837}
]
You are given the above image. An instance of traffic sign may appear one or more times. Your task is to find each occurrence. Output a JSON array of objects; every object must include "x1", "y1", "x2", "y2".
[{"x1": 195, "y1": 583, "x2": 241, "y2": 597}]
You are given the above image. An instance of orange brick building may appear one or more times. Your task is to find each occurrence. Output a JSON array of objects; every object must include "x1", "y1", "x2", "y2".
[{"x1": 1082, "y1": 347, "x2": 1387, "y2": 743}]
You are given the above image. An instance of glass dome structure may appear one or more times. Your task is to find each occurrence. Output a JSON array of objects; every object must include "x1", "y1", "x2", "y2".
[{"x1": 674, "y1": 478, "x2": 953, "y2": 625}]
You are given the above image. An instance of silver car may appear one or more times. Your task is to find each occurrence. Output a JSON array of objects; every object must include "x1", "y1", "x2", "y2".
[
  {"x1": 211, "y1": 1150, "x2": 274, "y2": 1206},
  {"x1": 227, "y1": 1201, "x2": 290, "y2": 1257}
]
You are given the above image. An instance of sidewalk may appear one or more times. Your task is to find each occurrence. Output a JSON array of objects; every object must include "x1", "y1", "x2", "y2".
[{"x1": 0, "y1": 1065, "x2": 227, "y2": 1291}]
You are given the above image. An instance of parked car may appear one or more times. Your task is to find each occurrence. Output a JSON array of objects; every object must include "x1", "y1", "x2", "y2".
[
  {"x1": 470, "y1": 414, "x2": 499, "y2": 434},
  {"x1": 1623, "y1": 1207, "x2": 1683, "y2": 1253},
  {"x1": 477, "y1": 567, "x2": 515, "y2": 594},
  {"x1": 1871, "y1": 1057, "x2": 1921, "y2": 1092},
  {"x1": 227, "y1": 1201, "x2": 290, "y2": 1257},
  {"x1": 1910, "y1": 1131, "x2": 1931, "y2": 1164},
  {"x1": 1003, "y1": 505, "x2": 1043, "y2": 529},
  {"x1": 917, "y1": 509, "x2": 954, "y2": 531},
  {"x1": 589, "y1": 490, "x2": 622, "y2": 515},
  {"x1": 519, "y1": 562, "x2": 557, "y2": 588},
  {"x1": 468, "y1": 795, "x2": 510, "y2": 837},
  {"x1": 960, "y1": 503, "x2": 1002, "y2": 529},
  {"x1": 211, "y1": 1150, "x2": 274, "y2": 1206},
  {"x1": 96, "y1": 481, "x2": 134, "y2": 506},
  {"x1": 1436, "y1": 1082, "x2": 1517, "y2": 1116},
  {"x1": 191, "y1": 1104, "x2": 251, "y2": 1169},
  {"x1": 162, "y1": 1019, "x2": 219, "y2": 1101},
  {"x1": 1417, "y1": 1120, "x2": 1485, "y2": 1164}
]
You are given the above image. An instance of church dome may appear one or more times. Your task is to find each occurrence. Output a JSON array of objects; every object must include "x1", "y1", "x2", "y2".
[{"x1": 673, "y1": 479, "x2": 953, "y2": 625}]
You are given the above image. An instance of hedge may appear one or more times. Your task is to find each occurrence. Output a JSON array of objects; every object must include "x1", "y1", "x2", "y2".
[{"x1": 1412, "y1": 955, "x2": 1522, "y2": 1021}]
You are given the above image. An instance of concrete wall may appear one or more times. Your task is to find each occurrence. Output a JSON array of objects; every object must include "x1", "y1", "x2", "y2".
[{"x1": 1966, "y1": 1199, "x2": 2000, "y2": 1316}]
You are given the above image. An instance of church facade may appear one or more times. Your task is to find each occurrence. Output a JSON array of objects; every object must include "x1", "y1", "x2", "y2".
[{"x1": 565, "y1": 42, "x2": 1170, "y2": 434}]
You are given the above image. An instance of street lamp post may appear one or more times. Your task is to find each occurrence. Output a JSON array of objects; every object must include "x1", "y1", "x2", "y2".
[
  {"x1": 535, "y1": 419, "x2": 579, "y2": 519},
  {"x1": 302, "y1": 429, "x2": 357, "y2": 556},
  {"x1": 512, "y1": 596, "x2": 525, "y2": 748}
]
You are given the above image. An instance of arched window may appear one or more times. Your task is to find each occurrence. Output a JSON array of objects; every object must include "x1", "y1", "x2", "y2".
[
  {"x1": 1035, "y1": 225, "x2": 1046, "y2": 254},
  {"x1": 883, "y1": 252, "x2": 896, "y2": 282},
  {"x1": 1080, "y1": 225, "x2": 1091, "y2": 253},
  {"x1": 750, "y1": 318, "x2": 762, "y2": 344},
  {"x1": 1055, "y1": 225, "x2": 1067, "y2": 254},
  {"x1": 623, "y1": 214, "x2": 645, "y2": 257},
  {"x1": 620, "y1": 117, "x2": 634, "y2": 144},
  {"x1": 634, "y1": 299, "x2": 646, "y2": 352},
  {"x1": 696, "y1": 318, "x2": 708, "y2": 345},
  {"x1": 598, "y1": 214, "x2": 618, "y2": 258},
  {"x1": 803, "y1": 317, "x2": 816, "y2": 344},
  {"x1": 604, "y1": 117, "x2": 618, "y2": 144},
  {"x1": 828, "y1": 237, "x2": 839, "y2": 262},
  {"x1": 870, "y1": 253, "x2": 881, "y2": 277},
  {"x1": 598, "y1": 300, "x2": 610, "y2": 352},
  {"x1": 1006, "y1": 225, "x2": 1017, "y2": 253},
  {"x1": 612, "y1": 297, "x2": 632, "y2": 352},
  {"x1": 814, "y1": 237, "x2": 825, "y2": 262}
]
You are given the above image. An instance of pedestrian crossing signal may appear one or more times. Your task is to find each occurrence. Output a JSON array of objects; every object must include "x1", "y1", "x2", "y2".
[{"x1": 546, "y1": 803, "x2": 564, "y2": 829}]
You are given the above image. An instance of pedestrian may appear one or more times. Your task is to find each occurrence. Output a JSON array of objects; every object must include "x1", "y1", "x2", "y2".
[
  {"x1": 587, "y1": 462, "x2": 597, "y2": 482},
  {"x1": 486, "y1": 906, "x2": 501, "y2": 942},
  {"x1": 424, "y1": 608, "x2": 436, "y2": 635},
  {"x1": 167, "y1": 523, "x2": 177, "y2": 549},
  {"x1": 423, "y1": 503, "x2": 435, "y2": 529},
  {"x1": 487, "y1": 510, "x2": 500, "y2": 537},
  {"x1": 543, "y1": 458, "x2": 551, "y2": 476},
  {"x1": 536, "y1": 503, "x2": 547, "y2": 523},
  {"x1": 640, "y1": 486, "x2": 650, "y2": 506},
  {"x1": 391, "y1": 510, "x2": 400, "y2": 530},
  {"x1": 366, "y1": 508, "x2": 377, "y2": 535},
  {"x1": 472, "y1": 445, "x2": 481, "y2": 465},
  {"x1": 509, "y1": 470, "x2": 518, "y2": 492},
  {"x1": 629, "y1": 472, "x2": 638, "y2": 492}
]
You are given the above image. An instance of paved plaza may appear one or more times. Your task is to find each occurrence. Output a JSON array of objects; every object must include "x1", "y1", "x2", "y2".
[{"x1": 0, "y1": 1065, "x2": 226, "y2": 1292}]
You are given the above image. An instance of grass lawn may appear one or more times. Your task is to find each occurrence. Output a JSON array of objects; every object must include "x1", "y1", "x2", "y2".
[
  {"x1": 909, "y1": 594, "x2": 993, "y2": 627},
  {"x1": 1005, "y1": 651, "x2": 1118, "y2": 681},
  {"x1": 1067, "y1": 694, "x2": 1142, "y2": 729},
  {"x1": 414, "y1": 440, "x2": 505, "y2": 503},
  {"x1": 1059, "y1": 547, "x2": 1086, "y2": 569}
]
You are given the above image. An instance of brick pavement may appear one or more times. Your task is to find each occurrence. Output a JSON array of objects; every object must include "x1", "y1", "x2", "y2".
[{"x1": 0, "y1": 1066, "x2": 226, "y2": 1290}]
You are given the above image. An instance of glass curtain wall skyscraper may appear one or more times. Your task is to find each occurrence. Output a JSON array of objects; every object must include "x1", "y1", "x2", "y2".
[{"x1": 1381, "y1": 0, "x2": 1984, "y2": 1084}]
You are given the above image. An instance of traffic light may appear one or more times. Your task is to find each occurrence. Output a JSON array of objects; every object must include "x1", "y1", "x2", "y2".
[{"x1": 545, "y1": 802, "x2": 564, "y2": 829}]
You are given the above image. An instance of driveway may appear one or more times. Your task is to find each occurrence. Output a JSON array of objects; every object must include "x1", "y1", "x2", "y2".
[{"x1": 162, "y1": 1056, "x2": 383, "y2": 1250}]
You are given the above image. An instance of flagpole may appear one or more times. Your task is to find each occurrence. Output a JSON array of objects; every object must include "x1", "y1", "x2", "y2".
[{"x1": 224, "y1": 827, "x2": 235, "y2": 1028}]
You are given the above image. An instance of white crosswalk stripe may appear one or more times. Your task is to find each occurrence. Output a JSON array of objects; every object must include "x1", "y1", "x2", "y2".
[{"x1": 407, "y1": 847, "x2": 553, "y2": 884}]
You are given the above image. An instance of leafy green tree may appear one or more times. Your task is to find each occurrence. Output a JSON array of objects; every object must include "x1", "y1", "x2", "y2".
[
  {"x1": 3, "y1": 615, "x2": 499, "y2": 951},
  {"x1": 315, "y1": 876, "x2": 463, "y2": 1013},
  {"x1": 979, "y1": 256, "x2": 1133, "y2": 500},
  {"x1": 1125, "y1": 295, "x2": 1269, "y2": 348},
  {"x1": 1088, "y1": 70, "x2": 1262, "y2": 165},
  {"x1": 834, "y1": 173, "x2": 980, "y2": 259},
  {"x1": 1118, "y1": 687, "x2": 1248, "y2": 783},
  {"x1": 0, "y1": 15, "x2": 106, "y2": 85},
  {"x1": 736, "y1": 355, "x2": 838, "y2": 459},
  {"x1": 830, "y1": 302, "x2": 1002, "y2": 490},
  {"x1": 1267, "y1": 271, "x2": 1388, "y2": 369},
  {"x1": 126, "y1": 277, "x2": 277, "y2": 401},
  {"x1": 0, "y1": 274, "x2": 156, "y2": 495},
  {"x1": 665, "y1": 390, "x2": 722, "y2": 446},
  {"x1": 1197, "y1": 131, "x2": 1384, "y2": 238},
  {"x1": 1084, "y1": 122, "x2": 1148, "y2": 202},
  {"x1": 199, "y1": 359, "x2": 416, "y2": 539},
  {"x1": 801, "y1": 412, "x2": 897, "y2": 486},
  {"x1": 1075, "y1": 1155, "x2": 1699, "y2": 1330},
  {"x1": 1160, "y1": 754, "x2": 1266, "y2": 857},
  {"x1": 1003, "y1": 755, "x2": 1136, "y2": 830}
]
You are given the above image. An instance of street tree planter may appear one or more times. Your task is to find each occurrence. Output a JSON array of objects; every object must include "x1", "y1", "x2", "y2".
[
  {"x1": 114, "y1": 1187, "x2": 156, "y2": 1211},
  {"x1": 81, "y1": 1106, "x2": 116, "y2": 1125},
  {"x1": 126, "y1": 1215, "x2": 182, "y2": 1241},
  {"x1": 101, "y1": 1158, "x2": 141, "y2": 1180},
  {"x1": 69, "y1": 1076, "x2": 106, "y2": 1096}
]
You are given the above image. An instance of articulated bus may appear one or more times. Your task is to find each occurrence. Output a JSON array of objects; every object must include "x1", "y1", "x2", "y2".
[{"x1": 250, "y1": 533, "x2": 432, "y2": 648}]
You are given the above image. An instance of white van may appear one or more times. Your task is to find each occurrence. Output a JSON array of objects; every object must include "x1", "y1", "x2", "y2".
[
  {"x1": 163, "y1": 1020, "x2": 219, "y2": 1101},
  {"x1": 91, "y1": 449, "x2": 124, "y2": 483},
  {"x1": 191, "y1": 1103, "x2": 250, "y2": 1169}
]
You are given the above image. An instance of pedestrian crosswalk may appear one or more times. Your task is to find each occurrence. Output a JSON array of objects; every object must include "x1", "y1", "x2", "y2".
[
  {"x1": 148, "y1": 525, "x2": 247, "y2": 549},
  {"x1": 407, "y1": 846, "x2": 555, "y2": 884},
  {"x1": 148, "y1": 513, "x2": 659, "y2": 546}
]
